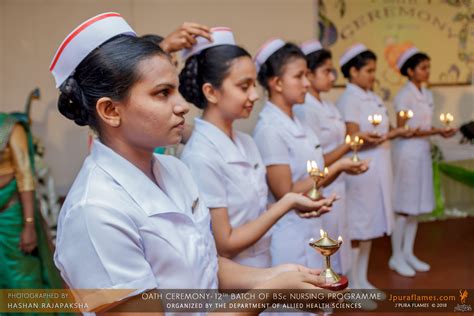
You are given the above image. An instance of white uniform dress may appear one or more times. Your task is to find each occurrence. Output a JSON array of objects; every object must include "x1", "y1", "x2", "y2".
[
  {"x1": 181, "y1": 118, "x2": 271, "y2": 268},
  {"x1": 392, "y1": 81, "x2": 435, "y2": 215},
  {"x1": 294, "y1": 93, "x2": 350, "y2": 274},
  {"x1": 336, "y1": 83, "x2": 394, "y2": 240},
  {"x1": 54, "y1": 140, "x2": 219, "y2": 301},
  {"x1": 253, "y1": 101, "x2": 325, "y2": 268}
]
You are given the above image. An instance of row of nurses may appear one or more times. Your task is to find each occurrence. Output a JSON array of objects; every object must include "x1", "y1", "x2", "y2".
[
  {"x1": 293, "y1": 40, "x2": 368, "y2": 276},
  {"x1": 252, "y1": 39, "x2": 368, "y2": 275},
  {"x1": 336, "y1": 44, "x2": 413, "y2": 290},
  {"x1": 51, "y1": 13, "x2": 330, "y2": 314},
  {"x1": 390, "y1": 47, "x2": 457, "y2": 277},
  {"x1": 179, "y1": 28, "x2": 335, "y2": 268}
]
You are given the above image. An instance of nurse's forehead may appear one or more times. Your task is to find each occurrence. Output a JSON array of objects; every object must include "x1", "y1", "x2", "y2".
[
  {"x1": 282, "y1": 57, "x2": 307, "y2": 73},
  {"x1": 228, "y1": 58, "x2": 257, "y2": 80},
  {"x1": 136, "y1": 55, "x2": 178, "y2": 85}
]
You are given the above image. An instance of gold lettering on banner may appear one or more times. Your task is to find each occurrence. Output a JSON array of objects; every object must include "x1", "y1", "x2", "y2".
[{"x1": 339, "y1": 7, "x2": 453, "y2": 40}]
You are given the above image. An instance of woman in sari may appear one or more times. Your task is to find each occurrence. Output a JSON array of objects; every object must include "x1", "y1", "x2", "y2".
[{"x1": 0, "y1": 111, "x2": 63, "y2": 291}]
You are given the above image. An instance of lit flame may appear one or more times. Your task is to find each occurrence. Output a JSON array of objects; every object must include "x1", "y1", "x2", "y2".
[
  {"x1": 320, "y1": 229, "x2": 324, "y2": 238},
  {"x1": 345, "y1": 135, "x2": 351, "y2": 144},
  {"x1": 407, "y1": 110, "x2": 414, "y2": 118},
  {"x1": 399, "y1": 110, "x2": 405, "y2": 118},
  {"x1": 338, "y1": 236, "x2": 343, "y2": 243},
  {"x1": 440, "y1": 113, "x2": 454, "y2": 123},
  {"x1": 311, "y1": 160, "x2": 318, "y2": 170},
  {"x1": 375, "y1": 114, "x2": 382, "y2": 123},
  {"x1": 368, "y1": 114, "x2": 382, "y2": 125},
  {"x1": 306, "y1": 160, "x2": 311, "y2": 173},
  {"x1": 323, "y1": 167, "x2": 329, "y2": 176}
]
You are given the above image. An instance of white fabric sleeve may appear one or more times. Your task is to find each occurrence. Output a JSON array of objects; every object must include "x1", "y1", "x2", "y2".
[
  {"x1": 253, "y1": 126, "x2": 291, "y2": 166},
  {"x1": 183, "y1": 154, "x2": 228, "y2": 209},
  {"x1": 339, "y1": 98, "x2": 362, "y2": 124},
  {"x1": 393, "y1": 91, "x2": 412, "y2": 112},
  {"x1": 294, "y1": 106, "x2": 323, "y2": 138},
  {"x1": 55, "y1": 202, "x2": 158, "y2": 290}
]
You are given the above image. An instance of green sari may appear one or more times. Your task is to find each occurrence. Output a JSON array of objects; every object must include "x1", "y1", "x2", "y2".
[{"x1": 0, "y1": 113, "x2": 63, "y2": 292}]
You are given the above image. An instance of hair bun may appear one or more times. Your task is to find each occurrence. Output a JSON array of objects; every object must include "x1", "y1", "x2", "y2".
[
  {"x1": 179, "y1": 56, "x2": 205, "y2": 109},
  {"x1": 57, "y1": 76, "x2": 92, "y2": 126}
]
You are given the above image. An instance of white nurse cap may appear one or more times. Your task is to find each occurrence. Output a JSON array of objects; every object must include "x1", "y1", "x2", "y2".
[
  {"x1": 181, "y1": 27, "x2": 236, "y2": 60},
  {"x1": 339, "y1": 43, "x2": 368, "y2": 68},
  {"x1": 397, "y1": 46, "x2": 420, "y2": 70},
  {"x1": 50, "y1": 12, "x2": 136, "y2": 88},
  {"x1": 300, "y1": 39, "x2": 323, "y2": 56},
  {"x1": 254, "y1": 38, "x2": 286, "y2": 73}
]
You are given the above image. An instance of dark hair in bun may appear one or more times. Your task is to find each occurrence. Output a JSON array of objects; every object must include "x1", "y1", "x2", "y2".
[
  {"x1": 400, "y1": 52, "x2": 430, "y2": 77},
  {"x1": 340, "y1": 50, "x2": 377, "y2": 79},
  {"x1": 306, "y1": 49, "x2": 332, "y2": 72},
  {"x1": 179, "y1": 45, "x2": 250, "y2": 109},
  {"x1": 257, "y1": 43, "x2": 306, "y2": 91},
  {"x1": 57, "y1": 35, "x2": 167, "y2": 130},
  {"x1": 58, "y1": 77, "x2": 95, "y2": 127}
]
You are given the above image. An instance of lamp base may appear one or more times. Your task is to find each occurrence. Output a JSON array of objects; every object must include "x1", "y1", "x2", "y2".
[
  {"x1": 351, "y1": 154, "x2": 360, "y2": 162},
  {"x1": 304, "y1": 189, "x2": 324, "y2": 201},
  {"x1": 318, "y1": 275, "x2": 348, "y2": 291}
]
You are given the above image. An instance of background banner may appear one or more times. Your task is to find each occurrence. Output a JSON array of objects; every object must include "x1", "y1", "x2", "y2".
[{"x1": 316, "y1": 0, "x2": 474, "y2": 100}]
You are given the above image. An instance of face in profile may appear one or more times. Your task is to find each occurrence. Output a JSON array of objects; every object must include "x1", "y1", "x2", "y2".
[
  {"x1": 117, "y1": 55, "x2": 189, "y2": 150},
  {"x1": 351, "y1": 59, "x2": 376, "y2": 91},
  {"x1": 410, "y1": 59, "x2": 430, "y2": 83},
  {"x1": 278, "y1": 57, "x2": 310, "y2": 105},
  {"x1": 210, "y1": 56, "x2": 259, "y2": 120},
  {"x1": 308, "y1": 58, "x2": 336, "y2": 93}
]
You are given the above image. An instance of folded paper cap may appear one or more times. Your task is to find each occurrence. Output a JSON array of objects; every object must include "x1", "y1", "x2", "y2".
[
  {"x1": 254, "y1": 38, "x2": 286, "y2": 73},
  {"x1": 181, "y1": 27, "x2": 235, "y2": 60},
  {"x1": 50, "y1": 12, "x2": 136, "y2": 88},
  {"x1": 339, "y1": 43, "x2": 368, "y2": 68},
  {"x1": 300, "y1": 39, "x2": 323, "y2": 55},
  {"x1": 397, "y1": 46, "x2": 420, "y2": 70}
]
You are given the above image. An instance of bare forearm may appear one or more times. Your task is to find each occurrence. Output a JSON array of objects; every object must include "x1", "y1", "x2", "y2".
[
  {"x1": 217, "y1": 198, "x2": 292, "y2": 258},
  {"x1": 414, "y1": 128, "x2": 438, "y2": 137},
  {"x1": 19, "y1": 190, "x2": 35, "y2": 222},
  {"x1": 290, "y1": 177, "x2": 314, "y2": 195},
  {"x1": 218, "y1": 257, "x2": 273, "y2": 289},
  {"x1": 323, "y1": 143, "x2": 351, "y2": 166},
  {"x1": 318, "y1": 162, "x2": 343, "y2": 188},
  {"x1": 386, "y1": 126, "x2": 401, "y2": 140}
]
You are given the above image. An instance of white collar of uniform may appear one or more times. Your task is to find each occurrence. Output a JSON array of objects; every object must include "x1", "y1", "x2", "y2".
[
  {"x1": 91, "y1": 139, "x2": 183, "y2": 216},
  {"x1": 407, "y1": 80, "x2": 426, "y2": 101},
  {"x1": 193, "y1": 118, "x2": 248, "y2": 164},
  {"x1": 346, "y1": 82, "x2": 372, "y2": 101},
  {"x1": 305, "y1": 92, "x2": 325, "y2": 108},
  {"x1": 263, "y1": 101, "x2": 306, "y2": 137}
]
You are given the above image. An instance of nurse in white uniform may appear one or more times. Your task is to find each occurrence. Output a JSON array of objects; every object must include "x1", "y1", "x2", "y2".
[
  {"x1": 50, "y1": 13, "x2": 328, "y2": 314},
  {"x1": 253, "y1": 39, "x2": 366, "y2": 271},
  {"x1": 179, "y1": 29, "x2": 334, "y2": 268},
  {"x1": 336, "y1": 43, "x2": 410, "y2": 289},
  {"x1": 390, "y1": 47, "x2": 457, "y2": 277},
  {"x1": 293, "y1": 40, "x2": 369, "y2": 275}
]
